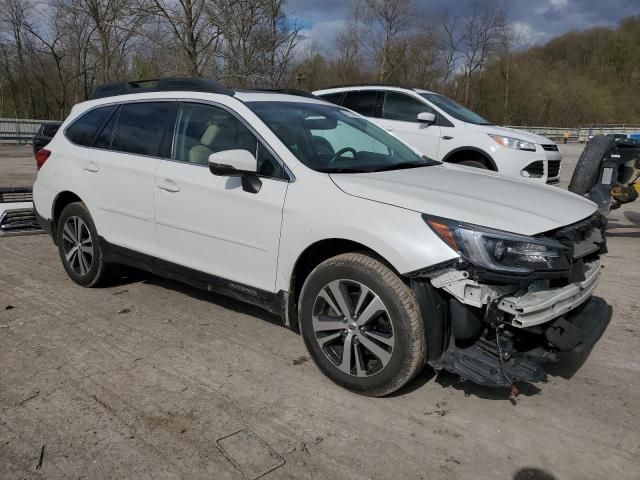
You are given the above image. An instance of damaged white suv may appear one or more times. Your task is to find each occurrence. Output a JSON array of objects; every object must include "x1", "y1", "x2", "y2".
[{"x1": 34, "y1": 78, "x2": 610, "y2": 396}]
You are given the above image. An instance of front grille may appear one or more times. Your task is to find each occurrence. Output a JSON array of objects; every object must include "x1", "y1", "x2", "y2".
[
  {"x1": 542, "y1": 144, "x2": 559, "y2": 151},
  {"x1": 0, "y1": 187, "x2": 33, "y2": 203},
  {"x1": 548, "y1": 160, "x2": 561, "y2": 177},
  {"x1": 523, "y1": 161, "x2": 544, "y2": 177},
  {"x1": 0, "y1": 208, "x2": 40, "y2": 233}
]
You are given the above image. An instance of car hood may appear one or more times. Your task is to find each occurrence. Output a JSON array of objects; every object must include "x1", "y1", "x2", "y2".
[
  {"x1": 468, "y1": 124, "x2": 554, "y2": 145},
  {"x1": 330, "y1": 164, "x2": 597, "y2": 236}
]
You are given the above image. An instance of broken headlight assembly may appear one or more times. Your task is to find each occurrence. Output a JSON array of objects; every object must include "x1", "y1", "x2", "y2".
[{"x1": 424, "y1": 215, "x2": 571, "y2": 274}]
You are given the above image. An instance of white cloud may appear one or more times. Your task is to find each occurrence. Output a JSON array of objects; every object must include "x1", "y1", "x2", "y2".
[{"x1": 296, "y1": 19, "x2": 348, "y2": 57}]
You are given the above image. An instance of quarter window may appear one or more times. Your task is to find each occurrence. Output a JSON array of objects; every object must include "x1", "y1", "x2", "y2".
[
  {"x1": 341, "y1": 91, "x2": 379, "y2": 117},
  {"x1": 382, "y1": 92, "x2": 435, "y2": 123},
  {"x1": 111, "y1": 102, "x2": 169, "y2": 156},
  {"x1": 65, "y1": 105, "x2": 116, "y2": 146}
]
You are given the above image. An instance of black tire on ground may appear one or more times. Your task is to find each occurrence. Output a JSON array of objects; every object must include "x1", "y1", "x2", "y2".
[
  {"x1": 56, "y1": 202, "x2": 112, "y2": 287},
  {"x1": 458, "y1": 159, "x2": 488, "y2": 169},
  {"x1": 568, "y1": 135, "x2": 616, "y2": 195},
  {"x1": 298, "y1": 253, "x2": 425, "y2": 397}
]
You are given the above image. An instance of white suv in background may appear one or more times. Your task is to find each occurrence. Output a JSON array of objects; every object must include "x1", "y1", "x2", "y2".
[
  {"x1": 314, "y1": 86, "x2": 562, "y2": 183},
  {"x1": 34, "y1": 78, "x2": 608, "y2": 396}
]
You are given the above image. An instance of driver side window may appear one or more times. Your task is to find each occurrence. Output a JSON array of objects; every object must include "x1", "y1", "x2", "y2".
[
  {"x1": 172, "y1": 102, "x2": 284, "y2": 178},
  {"x1": 382, "y1": 92, "x2": 435, "y2": 123}
]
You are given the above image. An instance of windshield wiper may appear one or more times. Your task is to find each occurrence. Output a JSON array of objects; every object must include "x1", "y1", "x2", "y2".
[
  {"x1": 371, "y1": 158, "x2": 440, "y2": 172},
  {"x1": 317, "y1": 167, "x2": 368, "y2": 174}
]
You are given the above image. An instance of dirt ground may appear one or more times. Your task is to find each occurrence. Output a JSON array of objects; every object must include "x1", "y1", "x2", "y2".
[{"x1": 1, "y1": 143, "x2": 639, "y2": 480}]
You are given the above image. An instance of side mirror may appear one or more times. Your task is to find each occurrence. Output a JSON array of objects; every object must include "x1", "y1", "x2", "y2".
[
  {"x1": 417, "y1": 112, "x2": 436, "y2": 124},
  {"x1": 208, "y1": 149, "x2": 261, "y2": 194},
  {"x1": 208, "y1": 149, "x2": 257, "y2": 176}
]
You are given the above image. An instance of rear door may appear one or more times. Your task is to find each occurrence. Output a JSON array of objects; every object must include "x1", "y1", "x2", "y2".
[
  {"x1": 78, "y1": 101, "x2": 172, "y2": 256},
  {"x1": 153, "y1": 101, "x2": 289, "y2": 292},
  {"x1": 380, "y1": 91, "x2": 441, "y2": 158}
]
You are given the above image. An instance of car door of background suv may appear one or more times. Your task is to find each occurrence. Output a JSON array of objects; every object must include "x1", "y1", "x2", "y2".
[
  {"x1": 379, "y1": 92, "x2": 441, "y2": 159},
  {"x1": 153, "y1": 101, "x2": 289, "y2": 293}
]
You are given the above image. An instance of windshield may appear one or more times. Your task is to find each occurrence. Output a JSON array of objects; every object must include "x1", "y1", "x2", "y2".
[
  {"x1": 247, "y1": 101, "x2": 436, "y2": 173},
  {"x1": 419, "y1": 93, "x2": 492, "y2": 125}
]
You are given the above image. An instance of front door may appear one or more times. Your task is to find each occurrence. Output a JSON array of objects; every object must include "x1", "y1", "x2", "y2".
[
  {"x1": 380, "y1": 91, "x2": 441, "y2": 159},
  {"x1": 153, "y1": 101, "x2": 289, "y2": 292}
]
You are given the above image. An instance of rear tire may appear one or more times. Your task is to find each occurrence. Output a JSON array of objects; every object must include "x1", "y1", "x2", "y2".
[
  {"x1": 569, "y1": 135, "x2": 615, "y2": 195},
  {"x1": 56, "y1": 202, "x2": 111, "y2": 287},
  {"x1": 298, "y1": 253, "x2": 425, "y2": 397}
]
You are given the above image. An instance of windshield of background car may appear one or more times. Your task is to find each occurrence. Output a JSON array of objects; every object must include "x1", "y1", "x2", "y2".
[
  {"x1": 247, "y1": 101, "x2": 431, "y2": 173},
  {"x1": 419, "y1": 93, "x2": 492, "y2": 125}
]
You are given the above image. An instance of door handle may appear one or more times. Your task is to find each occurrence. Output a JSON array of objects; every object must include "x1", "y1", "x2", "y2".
[
  {"x1": 442, "y1": 135, "x2": 453, "y2": 140},
  {"x1": 157, "y1": 179, "x2": 181, "y2": 193},
  {"x1": 384, "y1": 126, "x2": 394, "y2": 131},
  {"x1": 82, "y1": 162, "x2": 99, "y2": 173}
]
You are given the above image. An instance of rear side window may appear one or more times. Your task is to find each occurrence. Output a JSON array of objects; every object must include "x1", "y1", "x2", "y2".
[
  {"x1": 382, "y1": 92, "x2": 435, "y2": 122},
  {"x1": 65, "y1": 106, "x2": 116, "y2": 146},
  {"x1": 318, "y1": 92, "x2": 343, "y2": 105},
  {"x1": 341, "y1": 91, "x2": 379, "y2": 117},
  {"x1": 111, "y1": 102, "x2": 169, "y2": 156}
]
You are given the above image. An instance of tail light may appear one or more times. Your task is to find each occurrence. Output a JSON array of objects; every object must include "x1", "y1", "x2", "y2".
[{"x1": 35, "y1": 149, "x2": 51, "y2": 170}]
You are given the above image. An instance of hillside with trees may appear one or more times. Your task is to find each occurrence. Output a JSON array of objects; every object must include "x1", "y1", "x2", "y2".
[{"x1": 0, "y1": 0, "x2": 638, "y2": 127}]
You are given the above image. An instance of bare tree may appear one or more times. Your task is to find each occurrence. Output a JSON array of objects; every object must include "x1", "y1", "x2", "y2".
[
  {"x1": 138, "y1": 0, "x2": 220, "y2": 76},
  {"x1": 211, "y1": 0, "x2": 299, "y2": 87},
  {"x1": 359, "y1": 0, "x2": 414, "y2": 82},
  {"x1": 459, "y1": 1, "x2": 507, "y2": 105}
]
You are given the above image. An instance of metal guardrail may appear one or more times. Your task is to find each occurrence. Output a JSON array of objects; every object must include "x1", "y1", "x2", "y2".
[
  {"x1": 1, "y1": 118, "x2": 639, "y2": 146},
  {"x1": 0, "y1": 118, "x2": 47, "y2": 144},
  {"x1": 505, "y1": 126, "x2": 580, "y2": 142},
  {"x1": 509, "y1": 125, "x2": 640, "y2": 143},
  {"x1": 576, "y1": 124, "x2": 640, "y2": 143}
]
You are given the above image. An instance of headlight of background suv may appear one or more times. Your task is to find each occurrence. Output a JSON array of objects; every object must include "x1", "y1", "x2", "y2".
[
  {"x1": 488, "y1": 134, "x2": 536, "y2": 152},
  {"x1": 424, "y1": 216, "x2": 571, "y2": 274}
]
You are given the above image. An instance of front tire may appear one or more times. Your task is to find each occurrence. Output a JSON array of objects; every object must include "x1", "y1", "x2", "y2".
[
  {"x1": 458, "y1": 159, "x2": 488, "y2": 169},
  {"x1": 56, "y1": 202, "x2": 111, "y2": 287},
  {"x1": 299, "y1": 253, "x2": 425, "y2": 396}
]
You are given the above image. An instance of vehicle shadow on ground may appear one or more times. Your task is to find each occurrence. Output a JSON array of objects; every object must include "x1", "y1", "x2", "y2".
[
  {"x1": 105, "y1": 267, "x2": 286, "y2": 328},
  {"x1": 513, "y1": 468, "x2": 558, "y2": 480}
]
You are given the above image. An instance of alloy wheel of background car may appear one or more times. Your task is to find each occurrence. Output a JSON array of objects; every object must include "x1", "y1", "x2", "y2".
[
  {"x1": 311, "y1": 279, "x2": 395, "y2": 377},
  {"x1": 61, "y1": 216, "x2": 93, "y2": 276}
]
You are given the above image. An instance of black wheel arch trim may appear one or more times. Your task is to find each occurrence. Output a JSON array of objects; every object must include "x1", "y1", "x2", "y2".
[{"x1": 441, "y1": 146, "x2": 498, "y2": 171}]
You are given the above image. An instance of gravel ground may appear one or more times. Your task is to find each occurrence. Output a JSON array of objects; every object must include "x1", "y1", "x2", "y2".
[{"x1": 1, "y1": 143, "x2": 639, "y2": 480}]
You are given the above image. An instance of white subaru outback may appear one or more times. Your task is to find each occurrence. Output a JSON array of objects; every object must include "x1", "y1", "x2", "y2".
[
  {"x1": 33, "y1": 78, "x2": 610, "y2": 396},
  {"x1": 314, "y1": 85, "x2": 563, "y2": 183}
]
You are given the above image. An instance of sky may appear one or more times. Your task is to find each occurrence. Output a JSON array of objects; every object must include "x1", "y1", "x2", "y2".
[{"x1": 286, "y1": 0, "x2": 640, "y2": 54}]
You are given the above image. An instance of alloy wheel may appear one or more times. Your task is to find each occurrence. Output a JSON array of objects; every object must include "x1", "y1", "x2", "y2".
[
  {"x1": 312, "y1": 279, "x2": 395, "y2": 377},
  {"x1": 61, "y1": 216, "x2": 93, "y2": 276}
]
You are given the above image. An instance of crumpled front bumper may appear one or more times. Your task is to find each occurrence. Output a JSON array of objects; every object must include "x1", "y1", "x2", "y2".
[
  {"x1": 435, "y1": 295, "x2": 612, "y2": 388},
  {"x1": 497, "y1": 259, "x2": 601, "y2": 328}
]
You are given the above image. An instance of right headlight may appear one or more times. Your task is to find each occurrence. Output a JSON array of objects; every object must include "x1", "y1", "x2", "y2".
[
  {"x1": 424, "y1": 215, "x2": 571, "y2": 274},
  {"x1": 488, "y1": 134, "x2": 536, "y2": 152}
]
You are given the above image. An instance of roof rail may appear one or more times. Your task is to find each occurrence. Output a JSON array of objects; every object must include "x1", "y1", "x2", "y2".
[
  {"x1": 240, "y1": 88, "x2": 319, "y2": 99},
  {"x1": 319, "y1": 83, "x2": 417, "y2": 91},
  {"x1": 89, "y1": 77, "x2": 234, "y2": 100}
]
